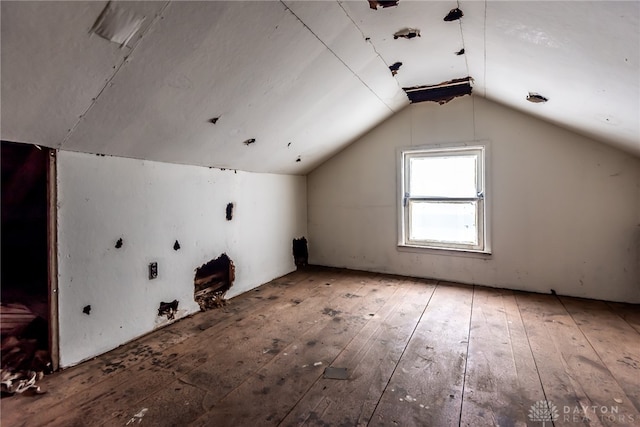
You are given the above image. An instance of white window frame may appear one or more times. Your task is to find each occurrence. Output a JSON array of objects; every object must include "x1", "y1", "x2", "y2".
[{"x1": 398, "y1": 142, "x2": 491, "y2": 254}]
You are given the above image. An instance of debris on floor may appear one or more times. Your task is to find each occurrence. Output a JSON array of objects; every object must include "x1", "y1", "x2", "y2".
[
  {"x1": 0, "y1": 308, "x2": 52, "y2": 396},
  {"x1": 126, "y1": 408, "x2": 148, "y2": 425},
  {"x1": 323, "y1": 366, "x2": 348, "y2": 380}
]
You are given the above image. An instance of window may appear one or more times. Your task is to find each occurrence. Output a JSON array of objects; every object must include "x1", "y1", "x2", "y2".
[{"x1": 399, "y1": 144, "x2": 489, "y2": 253}]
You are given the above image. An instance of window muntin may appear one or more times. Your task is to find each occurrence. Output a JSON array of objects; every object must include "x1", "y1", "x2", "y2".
[{"x1": 401, "y1": 145, "x2": 487, "y2": 252}]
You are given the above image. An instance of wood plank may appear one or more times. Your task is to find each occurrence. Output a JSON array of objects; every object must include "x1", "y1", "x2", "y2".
[
  {"x1": 278, "y1": 278, "x2": 436, "y2": 426},
  {"x1": 368, "y1": 282, "x2": 474, "y2": 427},
  {"x1": 561, "y1": 296, "x2": 640, "y2": 413},
  {"x1": 516, "y1": 292, "x2": 640, "y2": 426},
  {"x1": 187, "y1": 274, "x2": 403, "y2": 426},
  {"x1": 606, "y1": 302, "x2": 640, "y2": 335},
  {"x1": 460, "y1": 288, "x2": 545, "y2": 427}
]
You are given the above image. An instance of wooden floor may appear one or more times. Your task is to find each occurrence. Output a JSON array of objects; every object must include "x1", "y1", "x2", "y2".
[{"x1": 2, "y1": 267, "x2": 640, "y2": 426}]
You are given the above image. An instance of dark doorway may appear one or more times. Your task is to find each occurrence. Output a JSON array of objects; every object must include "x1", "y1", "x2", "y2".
[{"x1": 1, "y1": 141, "x2": 53, "y2": 376}]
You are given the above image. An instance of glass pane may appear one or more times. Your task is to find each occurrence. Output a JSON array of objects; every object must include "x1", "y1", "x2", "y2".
[
  {"x1": 409, "y1": 155, "x2": 477, "y2": 197},
  {"x1": 409, "y1": 201, "x2": 478, "y2": 245}
]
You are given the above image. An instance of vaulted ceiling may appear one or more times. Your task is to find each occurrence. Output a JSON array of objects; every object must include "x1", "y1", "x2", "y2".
[{"x1": 2, "y1": 1, "x2": 638, "y2": 174}]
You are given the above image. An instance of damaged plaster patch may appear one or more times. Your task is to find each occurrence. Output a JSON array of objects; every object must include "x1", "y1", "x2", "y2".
[
  {"x1": 394, "y1": 28, "x2": 421, "y2": 39},
  {"x1": 158, "y1": 300, "x2": 178, "y2": 320},
  {"x1": 91, "y1": 2, "x2": 146, "y2": 47},
  {"x1": 389, "y1": 62, "x2": 403, "y2": 76},
  {"x1": 368, "y1": 0, "x2": 399, "y2": 10},
  {"x1": 526, "y1": 92, "x2": 549, "y2": 103},
  {"x1": 403, "y1": 77, "x2": 472, "y2": 105},
  {"x1": 444, "y1": 8, "x2": 464, "y2": 22},
  {"x1": 194, "y1": 254, "x2": 235, "y2": 310}
]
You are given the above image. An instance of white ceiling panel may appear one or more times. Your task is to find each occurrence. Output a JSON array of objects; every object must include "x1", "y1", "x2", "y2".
[{"x1": 1, "y1": 1, "x2": 638, "y2": 174}]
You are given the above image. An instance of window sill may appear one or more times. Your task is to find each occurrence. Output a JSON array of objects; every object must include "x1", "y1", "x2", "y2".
[{"x1": 397, "y1": 244, "x2": 492, "y2": 259}]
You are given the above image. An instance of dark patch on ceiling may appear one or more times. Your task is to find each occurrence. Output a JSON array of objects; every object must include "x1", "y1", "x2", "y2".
[
  {"x1": 243, "y1": 138, "x2": 256, "y2": 146},
  {"x1": 173, "y1": 240, "x2": 181, "y2": 251},
  {"x1": 526, "y1": 92, "x2": 549, "y2": 103},
  {"x1": 455, "y1": 48, "x2": 465, "y2": 56},
  {"x1": 368, "y1": 0, "x2": 399, "y2": 10},
  {"x1": 444, "y1": 8, "x2": 464, "y2": 22},
  {"x1": 393, "y1": 28, "x2": 420, "y2": 39},
  {"x1": 403, "y1": 77, "x2": 473, "y2": 105},
  {"x1": 389, "y1": 62, "x2": 403, "y2": 76}
]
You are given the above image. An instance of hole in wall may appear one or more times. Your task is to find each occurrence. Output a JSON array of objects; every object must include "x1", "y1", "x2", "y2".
[
  {"x1": 158, "y1": 300, "x2": 178, "y2": 320},
  {"x1": 115, "y1": 238, "x2": 123, "y2": 249},
  {"x1": 293, "y1": 237, "x2": 309, "y2": 268},
  {"x1": 226, "y1": 203, "x2": 234, "y2": 221},
  {"x1": 173, "y1": 240, "x2": 181, "y2": 251},
  {"x1": 455, "y1": 48, "x2": 465, "y2": 55},
  {"x1": 83, "y1": 305, "x2": 91, "y2": 315},
  {"x1": 243, "y1": 138, "x2": 256, "y2": 146},
  {"x1": 194, "y1": 254, "x2": 235, "y2": 311},
  {"x1": 209, "y1": 117, "x2": 219, "y2": 124}
]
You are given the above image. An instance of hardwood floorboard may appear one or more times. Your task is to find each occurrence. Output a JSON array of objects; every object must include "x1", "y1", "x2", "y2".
[
  {"x1": 516, "y1": 292, "x2": 640, "y2": 427},
  {"x1": 460, "y1": 288, "x2": 545, "y2": 427},
  {"x1": 2, "y1": 268, "x2": 638, "y2": 427},
  {"x1": 368, "y1": 283, "x2": 474, "y2": 427},
  {"x1": 560, "y1": 297, "x2": 640, "y2": 413}
]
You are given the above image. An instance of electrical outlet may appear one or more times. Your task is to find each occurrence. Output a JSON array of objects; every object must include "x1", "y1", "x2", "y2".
[{"x1": 149, "y1": 262, "x2": 158, "y2": 280}]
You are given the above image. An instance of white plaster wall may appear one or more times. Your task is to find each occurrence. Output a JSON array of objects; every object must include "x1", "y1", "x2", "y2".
[
  {"x1": 308, "y1": 97, "x2": 640, "y2": 303},
  {"x1": 57, "y1": 151, "x2": 306, "y2": 367}
]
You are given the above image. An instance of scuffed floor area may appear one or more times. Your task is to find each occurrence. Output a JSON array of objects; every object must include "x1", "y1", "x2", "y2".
[{"x1": 2, "y1": 267, "x2": 639, "y2": 426}]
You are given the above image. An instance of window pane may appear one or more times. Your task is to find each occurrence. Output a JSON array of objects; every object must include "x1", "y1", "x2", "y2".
[
  {"x1": 409, "y1": 155, "x2": 477, "y2": 197},
  {"x1": 409, "y1": 201, "x2": 478, "y2": 245}
]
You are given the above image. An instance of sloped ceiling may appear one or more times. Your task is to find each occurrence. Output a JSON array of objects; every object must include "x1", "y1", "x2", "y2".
[{"x1": 2, "y1": 1, "x2": 638, "y2": 174}]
